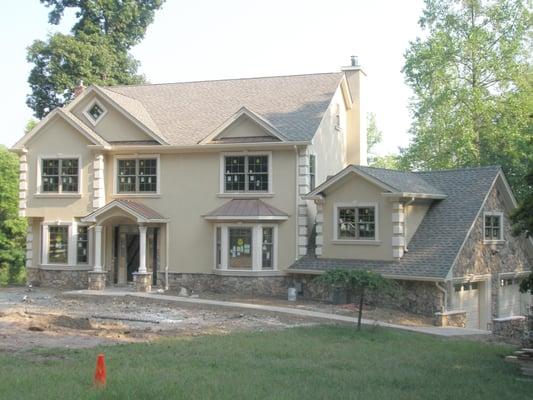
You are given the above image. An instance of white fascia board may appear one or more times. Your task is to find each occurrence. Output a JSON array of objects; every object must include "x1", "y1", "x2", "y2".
[
  {"x1": 91, "y1": 86, "x2": 170, "y2": 145},
  {"x1": 381, "y1": 192, "x2": 447, "y2": 200},
  {"x1": 305, "y1": 165, "x2": 397, "y2": 198},
  {"x1": 11, "y1": 109, "x2": 108, "y2": 150},
  {"x1": 199, "y1": 106, "x2": 287, "y2": 144},
  {"x1": 101, "y1": 141, "x2": 311, "y2": 153}
]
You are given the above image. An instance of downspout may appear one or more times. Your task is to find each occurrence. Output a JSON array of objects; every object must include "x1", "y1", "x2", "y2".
[
  {"x1": 294, "y1": 145, "x2": 299, "y2": 261},
  {"x1": 435, "y1": 282, "x2": 447, "y2": 313},
  {"x1": 165, "y1": 221, "x2": 169, "y2": 291}
]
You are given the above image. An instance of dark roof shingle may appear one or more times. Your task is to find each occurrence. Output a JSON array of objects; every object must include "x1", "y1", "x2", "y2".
[{"x1": 291, "y1": 166, "x2": 502, "y2": 279}]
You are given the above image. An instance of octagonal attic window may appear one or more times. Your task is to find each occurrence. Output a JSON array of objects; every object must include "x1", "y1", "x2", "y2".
[{"x1": 84, "y1": 100, "x2": 107, "y2": 125}]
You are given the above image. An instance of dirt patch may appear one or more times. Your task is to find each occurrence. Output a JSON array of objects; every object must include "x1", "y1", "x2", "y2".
[{"x1": 0, "y1": 287, "x2": 321, "y2": 351}]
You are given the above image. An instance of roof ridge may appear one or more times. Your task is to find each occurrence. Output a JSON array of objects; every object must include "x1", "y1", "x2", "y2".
[
  {"x1": 102, "y1": 71, "x2": 342, "y2": 89},
  {"x1": 415, "y1": 165, "x2": 501, "y2": 174}
]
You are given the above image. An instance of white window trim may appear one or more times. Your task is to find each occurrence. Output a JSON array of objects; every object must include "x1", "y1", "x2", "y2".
[
  {"x1": 83, "y1": 98, "x2": 108, "y2": 126},
  {"x1": 332, "y1": 202, "x2": 380, "y2": 243},
  {"x1": 40, "y1": 220, "x2": 93, "y2": 267},
  {"x1": 113, "y1": 154, "x2": 161, "y2": 197},
  {"x1": 213, "y1": 223, "x2": 278, "y2": 272},
  {"x1": 36, "y1": 155, "x2": 82, "y2": 196},
  {"x1": 219, "y1": 151, "x2": 273, "y2": 196},
  {"x1": 483, "y1": 211, "x2": 504, "y2": 244}
]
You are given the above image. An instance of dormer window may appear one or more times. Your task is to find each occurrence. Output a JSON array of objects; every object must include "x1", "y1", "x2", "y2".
[{"x1": 84, "y1": 100, "x2": 107, "y2": 125}]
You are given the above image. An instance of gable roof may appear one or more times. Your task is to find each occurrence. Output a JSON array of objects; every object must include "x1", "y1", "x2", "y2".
[
  {"x1": 305, "y1": 164, "x2": 446, "y2": 199},
  {"x1": 81, "y1": 199, "x2": 168, "y2": 223},
  {"x1": 291, "y1": 166, "x2": 505, "y2": 279},
  {"x1": 11, "y1": 108, "x2": 109, "y2": 150},
  {"x1": 101, "y1": 72, "x2": 344, "y2": 145},
  {"x1": 200, "y1": 106, "x2": 287, "y2": 144}
]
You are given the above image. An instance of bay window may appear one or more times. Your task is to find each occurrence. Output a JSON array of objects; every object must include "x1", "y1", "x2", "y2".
[
  {"x1": 48, "y1": 226, "x2": 69, "y2": 264},
  {"x1": 214, "y1": 224, "x2": 277, "y2": 271}
]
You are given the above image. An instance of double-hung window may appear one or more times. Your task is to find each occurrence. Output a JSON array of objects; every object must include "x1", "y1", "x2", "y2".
[
  {"x1": 224, "y1": 155, "x2": 269, "y2": 193},
  {"x1": 309, "y1": 154, "x2": 316, "y2": 191},
  {"x1": 484, "y1": 212, "x2": 503, "y2": 242},
  {"x1": 337, "y1": 206, "x2": 376, "y2": 240},
  {"x1": 76, "y1": 226, "x2": 89, "y2": 264},
  {"x1": 117, "y1": 158, "x2": 158, "y2": 193},
  {"x1": 41, "y1": 158, "x2": 79, "y2": 193},
  {"x1": 48, "y1": 226, "x2": 69, "y2": 264}
]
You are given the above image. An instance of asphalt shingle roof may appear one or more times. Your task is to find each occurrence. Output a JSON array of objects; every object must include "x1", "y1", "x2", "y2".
[
  {"x1": 353, "y1": 166, "x2": 444, "y2": 195},
  {"x1": 101, "y1": 72, "x2": 343, "y2": 145},
  {"x1": 290, "y1": 166, "x2": 502, "y2": 279}
]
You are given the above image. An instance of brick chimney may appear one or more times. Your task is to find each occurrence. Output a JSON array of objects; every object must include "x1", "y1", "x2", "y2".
[
  {"x1": 341, "y1": 56, "x2": 367, "y2": 166},
  {"x1": 73, "y1": 80, "x2": 86, "y2": 98}
]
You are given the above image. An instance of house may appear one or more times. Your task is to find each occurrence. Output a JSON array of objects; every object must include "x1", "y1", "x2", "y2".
[
  {"x1": 10, "y1": 57, "x2": 531, "y2": 330},
  {"x1": 290, "y1": 165, "x2": 532, "y2": 329}
]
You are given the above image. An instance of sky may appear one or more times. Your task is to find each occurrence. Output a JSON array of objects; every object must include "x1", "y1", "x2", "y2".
[{"x1": 0, "y1": 0, "x2": 425, "y2": 153}]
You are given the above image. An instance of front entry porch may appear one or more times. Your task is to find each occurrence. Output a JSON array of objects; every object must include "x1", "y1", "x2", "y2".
[{"x1": 82, "y1": 199, "x2": 168, "y2": 292}]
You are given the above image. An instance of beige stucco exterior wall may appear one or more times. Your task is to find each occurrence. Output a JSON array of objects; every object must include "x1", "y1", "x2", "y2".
[
  {"x1": 404, "y1": 202, "x2": 430, "y2": 246},
  {"x1": 71, "y1": 93, "x2": 152, "y2": 142},
  {"x1": 320, "y1": 174, "x2": 393, "y2": 261},
  {"x1": 104, "y1": 149, "x2": 297, "y2": 274},
  {"x1": 24, "y1": 117, "x2": 94, "y2": 219}
]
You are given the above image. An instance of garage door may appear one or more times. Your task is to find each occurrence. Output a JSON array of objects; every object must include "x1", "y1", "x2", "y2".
[
  {"x1": 498, "y1": 279, "x2": 522, "y2": 317},
  {"x1": 453, "y1": 282, "x2": 480, "y2": 329}
]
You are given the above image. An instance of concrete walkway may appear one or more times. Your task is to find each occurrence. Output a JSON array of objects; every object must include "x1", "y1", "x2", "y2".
[{"x1": 64, "y1": 289, "x2": 489, "y2": 337}]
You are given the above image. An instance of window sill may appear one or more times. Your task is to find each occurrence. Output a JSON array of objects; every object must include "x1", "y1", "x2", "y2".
[
  {"x1": 217, "y1": 192, "x2": 275, "y2": 198},
  {"x1": 113, "y1": 193, "x2": 161, "y2": 198},
  {"x1": 213, "y1": 269, "x2": 283, "y2": 277},
  {"x1": 483, "y1": 240, "x2": 505, "y2": 245},
  {"x1": 34, "y1": 193, "x2": 82, "y2": 198},
  {"x1": 38, "y1": 264, "x2": 94, "y2": 271},
  {"x1": 331, "y1": 239, "x2": 382, "y2": 246}
]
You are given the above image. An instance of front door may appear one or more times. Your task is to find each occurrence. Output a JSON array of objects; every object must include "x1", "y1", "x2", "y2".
[{"x1": 126, "y1": 233, "x2": 139, "y2": 282}]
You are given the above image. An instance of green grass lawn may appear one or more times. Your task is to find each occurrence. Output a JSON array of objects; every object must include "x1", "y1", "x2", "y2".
[{"x1": 0, "y1": 325, "x2": 529, "y2": 399}]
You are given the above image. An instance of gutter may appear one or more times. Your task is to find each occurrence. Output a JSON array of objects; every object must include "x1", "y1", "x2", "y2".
[
  {"x1": 288, "y1": 268, "x2": 447, "y2": 282},
  {"x1": 88, "y1": 141, "x2": 311, "y2": 154}
]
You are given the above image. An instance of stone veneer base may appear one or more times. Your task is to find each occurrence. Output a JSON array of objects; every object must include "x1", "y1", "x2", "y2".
[
  {"x1": 27, "y1": 268, "x2": 89, "y2": 290},
  {"x1": 434, "y1": 311, "x2": 467, "y2": 328},
  {"x1": 158, "y1": 272, "x2": 289, "y2": 298},
  {"x1": 88, "y1": 271, "x2": 107, "y2": 291},
  {"x1": 133, "y1": 272, "x2": 152, "y2": 292}
]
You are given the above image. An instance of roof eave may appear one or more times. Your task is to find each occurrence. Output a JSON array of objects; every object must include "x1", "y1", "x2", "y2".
[
  {"x1": 381, "y1": 192, "x2": 447, "y2": 200},
  {"x1": 102, "y1": 141, "x2": 311, "y2": 153},
  {"x1": 287, "y1": 268, "x2": 446, "y2": 282},
  {"x1": 203, "y1": 215, "x2": 289, "y2": 221}
]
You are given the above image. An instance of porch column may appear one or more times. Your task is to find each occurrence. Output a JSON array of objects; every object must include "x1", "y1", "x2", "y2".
[
  {"x1": 138, "y1": 225, "x2": 147, "y2": 274},
  {"x1": 93, "y1": 225, "x2": 103, "y2": 272}
]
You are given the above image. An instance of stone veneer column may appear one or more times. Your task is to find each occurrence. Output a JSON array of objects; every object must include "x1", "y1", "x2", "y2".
[
  {"x1": 315, "y1": 200, "x2": 324, "y2": 256},
  {"x1": 92, "y1": 153, "x2": 105, "y2": 210},
  {"x1": 392, "y1": 202, "x2": 405, "y2": 259},
  {"x1": 19, "y1": 149, "x2": 28, "y2": 217},
  {"x1": 297, "y1": 148, "x2": 310, "y2": 256}
]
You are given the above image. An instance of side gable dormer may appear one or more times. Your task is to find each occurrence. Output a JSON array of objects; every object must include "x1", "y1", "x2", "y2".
[
  {"x1": 66, "y1": 86, "x2": 168, "y2": 145},
  {"x1": 200, "y1": 107, "x2": 286, "y2": 144}
]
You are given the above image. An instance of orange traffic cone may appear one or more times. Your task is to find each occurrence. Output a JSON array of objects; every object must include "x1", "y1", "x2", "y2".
[{"x1": 94, "y1": 354, "x2": 107, "y2": 387}]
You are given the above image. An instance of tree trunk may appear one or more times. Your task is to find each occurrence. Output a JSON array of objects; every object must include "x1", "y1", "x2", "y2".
[{"x1": 357, "y1": 288, "x2": 364, "y2": 330}]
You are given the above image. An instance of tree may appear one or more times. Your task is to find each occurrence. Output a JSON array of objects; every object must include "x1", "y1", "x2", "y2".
[
  {"x1": 316, "y1": 269, "x2": 394, "y2": 330},
  {"x1": 400, "y1": 0, "x2": 532, "y2": 199},
  {"x1": 366, "y1": 113, "x2": 401, "y2": 169},
  {"x1": 27, "y1": 0, "x2": 165, "y2": 118},
  {"x1": 0, "y1": 146, "x2": 27, "y2": 286},
  {"x1": 510, "y1": 166, "x2": 533, "y2": 238}
]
